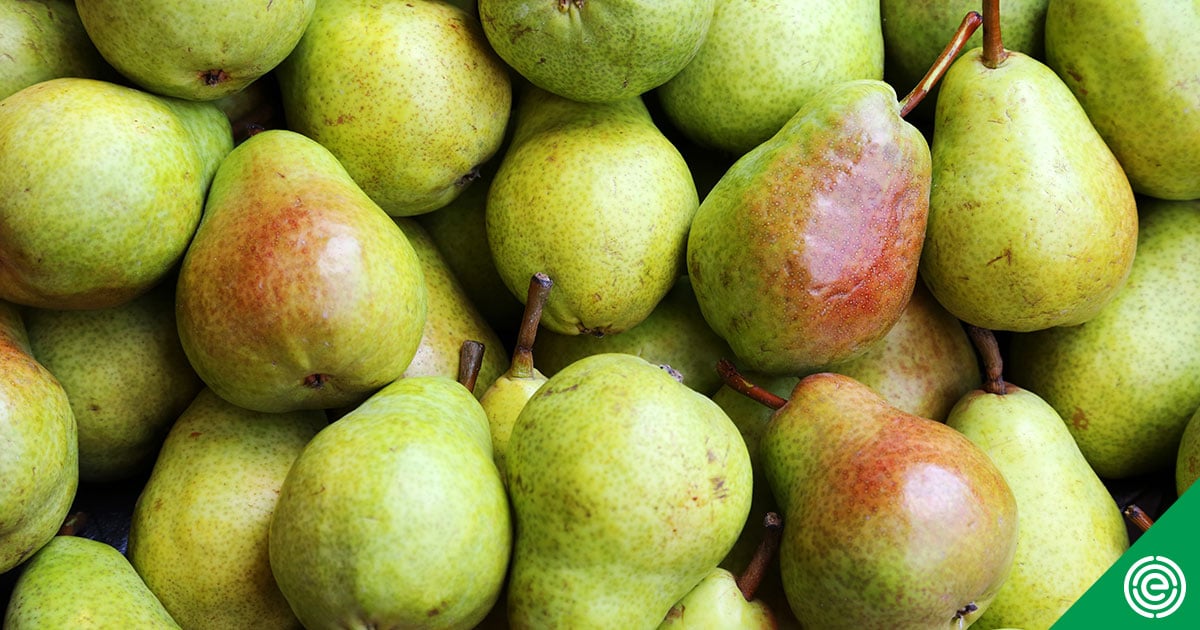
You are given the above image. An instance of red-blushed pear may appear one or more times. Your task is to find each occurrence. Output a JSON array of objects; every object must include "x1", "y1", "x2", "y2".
[
  {"x1": 687, "y1": 12, "x2": 983, "y2": 376},
  {"x1": 175, "y1": 129, "x2": 427, "y2": 414},
  {"x1": 718, "y1": 360, "x2": 1018, "y2": 629}
]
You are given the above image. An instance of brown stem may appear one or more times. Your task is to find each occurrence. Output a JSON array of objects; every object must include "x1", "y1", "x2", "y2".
[
  {"x1": 458, "y1": 339, "x2": 485, "y2": 393},
  {"x1": 965, "y1": 325, "x2": 1007, "y2": 395},
  {"x1": 57, "y1": 511, "x2": 87, "y2": 536},
  {"x1": 1123, "y1": 504, "x2": 1155, "y2": 533},
  {"x1": 511, "y1": 273, "x2": 553, "y2": 379},
  {"x1": 716, "y1": 359, "x2": 787, "y2": 410},
  {"x1": 981, "y1": 0, "x2": 1008, "y2": 68},
  {"x1": 736, "y1": 512, "x2": 783, "y2": 601},
  {"x1": 899, "y1": 11, "x2": 984, "y2": 117}
]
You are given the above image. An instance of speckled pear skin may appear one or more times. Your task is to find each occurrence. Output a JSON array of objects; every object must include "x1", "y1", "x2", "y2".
[
  {"x1": 269, "y1": 377, "x2": 510, "y2": 630},
  {"x1": 479, "y1": 367, "x2": 547, "y2": 487},
  {"x1": 687, "y1": 79, "x2": 929, "y2": 376},
  {"x1": 478, "y1": 0, "x2": 714, "y2": 104},
  {"x1": 75, "y1": 0, "x2": 315, "y2": 101},
  {"x1": 1045, "y1": 0, "x2": 1200, "y2": 200},
  {"x1": 487, "y1": 87, "x2": 698, "y2": 336},
  {"x1": 276, "y1": 0, "x2": 511, "y2": 216},
  {"x1": 1007, "y1": 199, "x2": 1200, "y2": 479},
  {"x1": 23, "y1": 281, "x2": 203, "y2": 483},
  {"x1": 828, "y1": 281, "x2": 979, "y2": 422},
  {"x1": 157, "y1": 96, "x2": 233, "y2": 192},
  {"x1": 920, "y1": 48, "x2": 1138, "y2": 333},
  {"x1": 175, "y1": 129, "x2": 427, "y2": 414},
  {"x1": 0, "y1": 301, "x2": 77, "y2": 574},
  {"x1": 763, "y1": 373, "x2": 1018, "y2": 629},
  {"x1": 1177, "y1": 409, "x2": 1200, "y2": 497},
  {"x1": 946, "y1": 385, "x2": 1128, "y2": 630},
  {"x1": 395, "y1": 218, "x2": 508, "y2": 398},
  {"x1": 0, "y1": 0, "x2": 116, "y2": 101},
  {"x1": 0, "y1": 78, "x2": 204, "y2": 310},
  {"x1": 505, "y1": 353, "x2": 752, "y2": 629},
  {"x1": 656, "y1": 0, "x2": 883, "y2": 155},
  {"x1": 532, "y1": 276, "x2": 733, "y2": 395},
  {"x1": 127, "y1": 388, "x2": 324, "y2": 630},
  {"x1": 4, "y1": 536, "x2": 180, "y2": 628},
  {"x1": 658, "y1": 567, "x2": 776, "y2": 630}
]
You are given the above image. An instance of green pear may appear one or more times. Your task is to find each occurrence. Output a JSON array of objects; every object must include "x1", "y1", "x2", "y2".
[
  {"x1": 1007, "y1": 198, "x2": 1200, "y2": 479},
  {"x1": 828, "y1": 281, "x2": 980, "y2": 422},
  {"x1": 395, "y1": 218, "x2": 508, "y2": 398},
  {"x1": 487, "y1": 86, "x2": 698, "y2": 336},
  {"x1": 0, "y1": 0, "x2": 115, "y2": 100},
  {"x1": 4, "y1": 536, "x2": 179, "y2": 628},
  {"x1": 75, "y1": 0, "x2": 315, "y2": 100},
  {"x1": 1045, "y1": 0, "x2": 1200, "y2": 200},
  {"x1": 658, "y1": 568, "x2": 775, "y2": 630},
  {"x1": 175, "y1": 129, "x2": 427, "y2": 413},
  {"x1": 0, "y1": 78, "x2": 205, "y2": 309},
  {"x1": 479, "y1": 273, "x2": 552, "y2": 486},
  {"x1": 919, "y1": 13, "x2": 1138, "y2": 332},
  {"x1": 269, "y1": 376, "x2": 510, "y2": 629},
  {"x1": 0, "y1": 301, "x2": 76, "y2": 573},
  {"x1": 880, "y1": 0, "x2": 1047, "y2": 121},
  {"x1": 1177, "y1": 408, "x2": 1200, "y2": 497},
  {"x1": 533, "y1": 276, "x2": 734, "y2": 395},
  {"x1": 745, "y1": 369, "x2": 1018, "y2": 629},
  {"x1": 505, "y1": 353, "x2": 752, "y2": 628},
  {"x1": 23, "y1": 281, "x2": 203, "y2": 483},
  {"x1": 656, "y1": 0, "x2": 883, "y2": 155},
  {"x1": 478, "y1": 0, "x2": 714, "y2": 103},
  {"x1": 946, "y1": 352, "x2": 1128, "y2": 629},
  {"x1": 276, "y1": 0, "x2": 510, "y2": 216},
  {"x1": 157, "y1": 96, "x2": 234, "y2": 192},
  {"x1": 127, "y1": 388, "x2": 325, "y2": 629},
  {"x1": 687, "y1": 79, "x2": 930, "y2": 375}
]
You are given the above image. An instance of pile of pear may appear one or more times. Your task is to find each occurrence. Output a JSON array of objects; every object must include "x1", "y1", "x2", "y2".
[{"x1": 2, "y1": 0, "x2": 1199, "y2": 628}]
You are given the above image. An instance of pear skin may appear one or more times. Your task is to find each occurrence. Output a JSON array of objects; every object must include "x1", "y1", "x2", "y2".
[
  {"x1": 1177, "y1": 409, "x2": 1200, "y2": 497},
  {"x1": 0, "y1": 0, "x2": 116, "y2": 100}
]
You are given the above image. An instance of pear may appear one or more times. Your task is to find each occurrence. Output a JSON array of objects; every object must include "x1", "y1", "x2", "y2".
[
  {"x1": 175, "y1": 129, "x2": 427, "y2": 413},
  {"x1": 269, "y1": 376, "x2": 510, "y2": 629},
  {"x1": 0, "y1": 301, "x2": 76, "y2": 574},
  {"x1": 919, "y1": 5, "x2": 1138, "y2": 332},
  {"x1": 656, "y1": 0, "x2": 884, "y2": 155},
  {"x1": 23, "y1": 280, "x2": 203, "y2": 483},
  {"x1": 1045, "y1": 0, "x2": 1200, "y2": 200},
  {"x1": 75, "y1": 0, "x2": 315, "y2": 100},
  {"x1": 828, "y1": 281, "x2": 980, "y2": 422},
  {"x1": 945, "y1": 328, "x2": 1128, "y2": 629},
  {"x1": 157, "y1": 95, "x2": 235, "y2": 192},
  {"x1": 1007, "y1": 198, "x2": 1200, "y2": 479},
  {"x1": 687, "y1": 79, "x2": 930, "y2": 375},
  {"x1": 0, "y1": 78, "x2": 206, "y2": 309},
  {"x1": 4, "y1": 536, "x2": 179, "y2": 628},
  {"x1": 532, "y1": 276, "x2": 733, "y2": 395},
  {"x1": 478, "y1": 0, "x2": 714, "y2": 104},
  {"x1": 479, "y1": 273, "x2": 553, "y2": 485},
  {"x1": 395, "y1": 217, "x2": 508, "y2": 398},
  {"x1": 127, "y1": 388, "x2": 325, "y2": 629},
  {"x1": 0, "y1": 0, "x2": 115, "y2": 100},
  {"x1": 276, "y1": 0, "x2": 510, "y2": 216},
  {"x1": 721, "y1": 364, "x2": 1019, "y2": 629},
  {"x1": 1178, "y1": 409, "x2": 1200, "y2": 497},
  {"x1": 505, "y1": 353, "x2": 752, "y2": 628},
  {"x1": 487, "y1": 86, "x2": 698, "y2": 336}
]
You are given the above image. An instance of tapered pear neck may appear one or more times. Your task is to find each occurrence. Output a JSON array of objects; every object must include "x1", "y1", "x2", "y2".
[{"x1": 981, "y1": 0, "x2": 1009, "y2": 69}]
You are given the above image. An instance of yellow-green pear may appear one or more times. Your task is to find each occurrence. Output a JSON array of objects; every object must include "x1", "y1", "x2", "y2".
[
  {"x1": 127, "y1": 388, "x2": 325, "y2": 629},
  {"x1": 505, "y1": 353, "x2": 752, "y2": 628},
  {"x1": 1007, "y1": 198, "x2": 1200, "y2": 479},
  {"x1": 0, "y1": 0, "x2": 115, "y2": 100},
  {"x1": 4, "y1": 536, "x2": 179, "y2": 629},
  {"x1": 1177, "y1": 409, "x2": 1200, "y2": 497},
  {"x1": 175, "y1": 129, "x2": 427, "y2": 413},
  {"x1": 276, "y1": 0, "x2": 510, "y2": 216},
  {"x1": 0, "y1": 301, "x2": 76, "y2": 574}
]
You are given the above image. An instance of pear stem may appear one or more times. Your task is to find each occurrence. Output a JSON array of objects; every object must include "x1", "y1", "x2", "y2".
[
  {"x1": 1123, "y1": 504, "x2": 1155, "y2": 533},
  {"x1": 510, "y1": 273, "x2": 553, "y2": 379},
  {"x1": 716, "y1": 359, "x2": 787, "y2": 410},
  {"x1": 898, "y1": 11, "x2": 984, "y2": 117},
  {"x1": 458, "y1": 339, "x2": 486, "y2": 393},
  {"x1": 965, "y1": 325, "x2": 1007, "y2": 395},
  {"x1": 736, "y1": 512, "x2": 783, "y2": 601},
  {"x1": 981, "y1": 0, "x2": 1008, "y2": 69}
]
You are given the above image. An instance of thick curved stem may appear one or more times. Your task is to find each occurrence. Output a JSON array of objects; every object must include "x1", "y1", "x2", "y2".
[
  {"x1": 716, "y1": 359, "x2": 787, "y2": 410},
  {"x1": 899, "y1": 11, "x2": 984, "y2": 117},
  {"x1": 736, "y1": 512, "x2": 783, "y2": 601},
  {"x1": 966, "y1": 325, "x2": 1007, "y2": 395}
]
